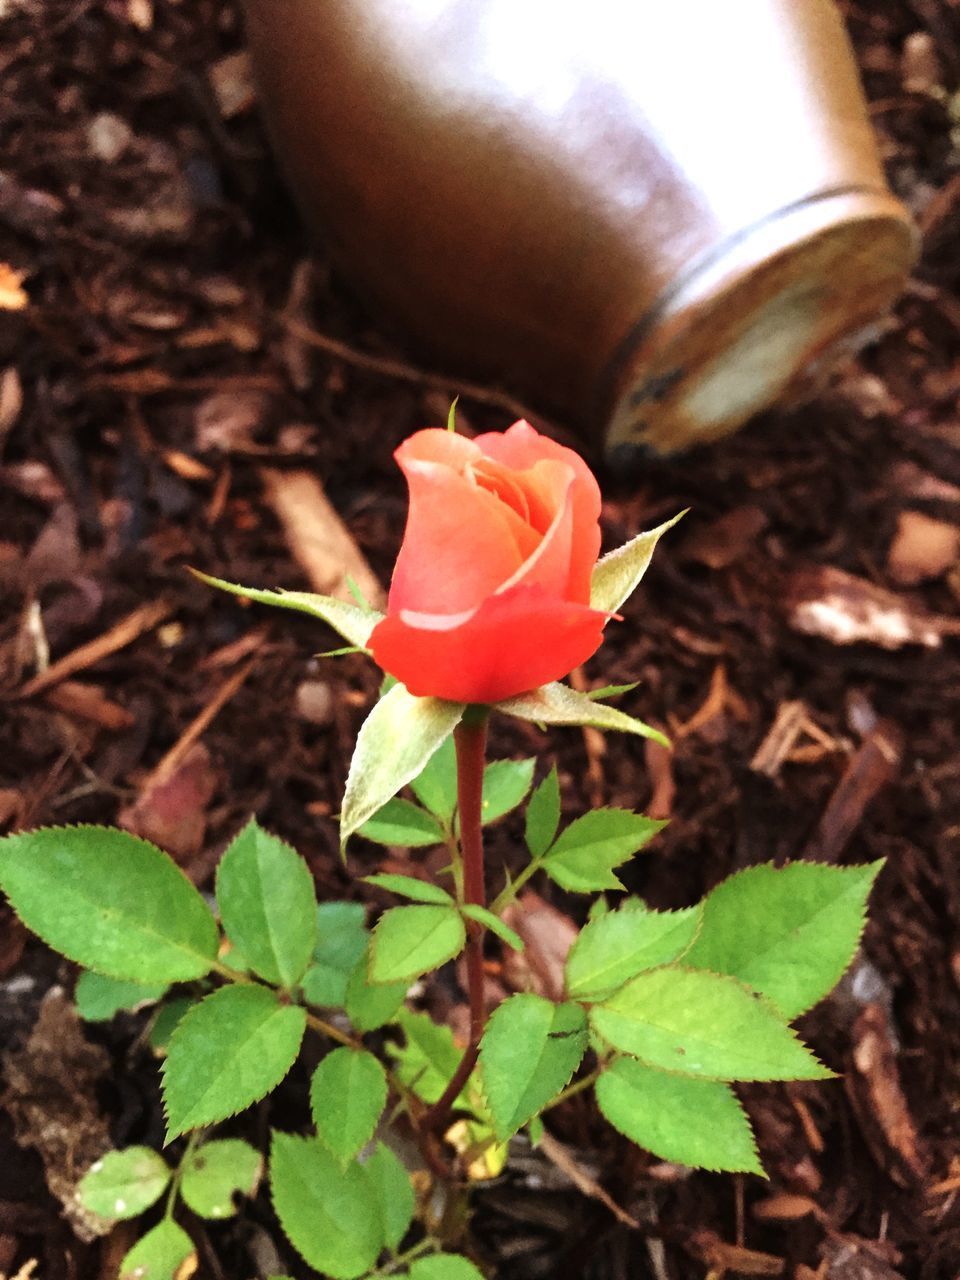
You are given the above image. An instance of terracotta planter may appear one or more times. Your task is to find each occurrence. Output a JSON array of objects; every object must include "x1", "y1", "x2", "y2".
[{"x1": 243, "y1": 0, "x2": 917, "y2": 453}]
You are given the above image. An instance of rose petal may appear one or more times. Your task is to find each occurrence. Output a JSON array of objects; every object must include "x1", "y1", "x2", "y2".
[
  {"x1": 495, "y1": 463, "x2": 575, "y2": 600},
  {"x1": 475, "y1": 421, "x2": 601, "y2": 600},
  {"x1": 369, "y1": 586, "x2": 607, "y2": 704},
  {"x1": 389, "y1": 457, "x2": 527, "y2": 615}
]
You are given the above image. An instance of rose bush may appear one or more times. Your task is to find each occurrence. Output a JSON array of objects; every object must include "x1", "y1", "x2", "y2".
[{"x1": 368, "y1": 420, "x2": 609, "y2": 703}]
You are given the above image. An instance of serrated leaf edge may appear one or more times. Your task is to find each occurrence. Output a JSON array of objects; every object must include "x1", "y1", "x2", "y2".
[
  {"x1": 565, "y1": 904, "x2": 704, "y2": 1001},
  {"x1": 161, "y1": 988, "x2": 307, "y2": 1140},
  {"x1": 268, "y1": 1131, "x2": 381, "y2": 1275},
  {"x1": 588, "y1": 965, "x2": 836, "y2": 1083},
  {"x1": 479, "y1": 996, "x2": 587, "y2": 1142},
  {"x1": 368, "y1": 906, "x2": 466, "y2": 985},
  {"x1": 0, "y1": 823, "x2": 218, "y2": 981},
  {"x1": 688, "y1": 859, "x2": 884, "y2": 1019},
  {"x1": 595, "y1": 1058, "x2": 765, "y2": 1176},
  {"x1": 215, "y1": 817, "x2": 317, "y2": 988}
]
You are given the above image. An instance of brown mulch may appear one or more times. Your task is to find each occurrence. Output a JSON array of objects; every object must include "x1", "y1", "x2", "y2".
[{"x1": 1, "y1": 1, "x2": 960, "y2": 1277}]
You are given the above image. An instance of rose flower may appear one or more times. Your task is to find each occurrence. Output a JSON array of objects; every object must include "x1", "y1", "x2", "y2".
[{"x1": 369, "y1": 420, "x2": 608, "y2": 704}]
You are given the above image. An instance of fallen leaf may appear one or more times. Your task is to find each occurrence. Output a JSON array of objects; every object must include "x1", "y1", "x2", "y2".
[
  {"x1": 0, "y1": 264, "x2": 27, "y2": 311},
  {"x1": 501, "y1": 891, "x2": 578, "y2": 1002},
  {"x1": 261, "y1": 467, "x2": 385, "y2": 607},
  {"x1": 787, "y1": 565, "x2": 959, "y2": 649},
  {"x1": 887, "y1": 510, "x2": 959, "y2": 585},
  {"x1": 119, "y1": 742, "x2": 217, "y2": 863}
]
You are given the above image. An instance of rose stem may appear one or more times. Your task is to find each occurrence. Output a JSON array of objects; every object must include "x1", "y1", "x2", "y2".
[{"x1": 424, "y1": 708, "x2": 489, "y2": 1135}]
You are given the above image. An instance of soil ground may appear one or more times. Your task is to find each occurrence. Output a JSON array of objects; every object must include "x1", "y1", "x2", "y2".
[{"x1": 1, "y1": 1, "x2": 960, "y2": 1277}]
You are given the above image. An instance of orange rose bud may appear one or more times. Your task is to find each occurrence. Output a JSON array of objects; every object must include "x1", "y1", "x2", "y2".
[{"x1": 369, "y1": 421, "x2": 608, "y2": 704}]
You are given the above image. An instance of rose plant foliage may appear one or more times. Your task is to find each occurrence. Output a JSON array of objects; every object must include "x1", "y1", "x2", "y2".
[{"x1": 0, "y1": 416, "x2": 881, "y2": 1280}]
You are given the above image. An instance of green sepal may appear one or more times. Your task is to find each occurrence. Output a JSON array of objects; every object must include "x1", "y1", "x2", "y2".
[
  {"x1": 589, "y1": 512, "x2": 686, "y2": 613},
  {"x1": 340, "y1": 685, "x2": 464, "y2": 850},
  {"x1": 190, "y1": 570, "x2": 381, "y2": 650},
  {"x1": 496, "y1": 683, "x2": 670, "y2": 749}
]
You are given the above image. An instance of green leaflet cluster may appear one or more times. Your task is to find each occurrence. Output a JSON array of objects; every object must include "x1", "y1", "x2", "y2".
[
  {"x1": 0, "y1": 819, "x2": 487, "y2": 1278},
  {"x1": 0, "y1": 762, "x2": 880, "y2": 1276}
]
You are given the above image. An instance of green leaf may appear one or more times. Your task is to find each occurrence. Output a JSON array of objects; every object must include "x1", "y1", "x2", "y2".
[
  {"x1": 190, "y1": 570, "x2": 381, "y2": 650},
  {"x1": 595, "y1": 1058, "x2": 763, "y2": 1174},
  {"x1": 341, "y1": 685, "x2": 465, "y2": 848},
  {"x1": 460, "y1": 904, "x2": 524, "y2": 952},
  {"x1": 480, "y1": 995, "x2": 587, "y2": 1140},
  {"x1": 542, "y1": 810, "x2": 666, "y2": 892},
  {"x1": 0, "y1": 826, "x2": 219, "y2": 984},
  {"x1": 524, "y1": 766, "x2": 561, "y2": 859},
  {"x1": 586, "y1": 682, "x2": 639, "y2": 702},
  {"x1": 270, "y1": 1133, "x2": 383, "y2": 1279},
  {"x1": 216, "y1": 820, "x2": 317, "y2": 989},
  {"x1": 369, "y1": 905, "x2": 465, "y2": 984},
  {"x1": 180, "y1": 1139, "x2": 263, "y2": 1219},
  {"x1": 311, "y1": 1048, "x2": 387, "y2": 1166},
  {"x1": 358, "y1": 800, "x2": 446, "y2": 848},
  {"x1": 410, "y1": 737, "x2": 458, "y2": 823},
  {"x1": 364, "y1": 874, "x2": 453, "y2": 905},
  {"x1": 683, "y1": 861, "x2": 883, "y2": 1019},
  {"x1": 480, "y1": 758, "x2": 535, "y2": 824},
  {"x1": 409, "y1": 1255, "x2": 485, "y2": 1279},
  {"x1": 75, "y1": 972, "x2": 168, "y2": 1022},
  {"x1": 496, "y1": 683, "x2": 670, "y2": 749},
  {"x1": 590, "y1": 968, "x2": 833, "y2": 1081},
  {"x1": 387, "y1": 1008, "x2": 467, "y2": 1108},
  {"x1": 77, "y1": 1147, "x2": 170, "y2": 1221},
  {"x1": 364, "y1": 1141, "x2": 414, "y2": 1251},
  {"x1": 345, "y1": 574, "x2": 371, "y2": 609},
  {"x1": 148, "y1": 998, "x2": 196, "y2": 1054},
  {"x1": 162, "y1": 985, "x2": 306, "y2": 1139},
  {"x1": 565, "y1": 902, "x2": 701, "y2": 1000},
  {"x1": 590, "y1": 513, "x2": 685, "y2": 613},
  {"x1": 119, "y1": 1220, "x2": 196, "y2": 1280},
  {"x1": 302, "y1": 902, "x2": 368, "y2": 1007},
  {"x1": 344, "y1": 947, "x2": 407, "y2": 1031}
]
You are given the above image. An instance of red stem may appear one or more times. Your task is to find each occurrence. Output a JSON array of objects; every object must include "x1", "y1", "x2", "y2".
[{"x1": 424, "y1": 713, "x2": 488, "y2": 1134}]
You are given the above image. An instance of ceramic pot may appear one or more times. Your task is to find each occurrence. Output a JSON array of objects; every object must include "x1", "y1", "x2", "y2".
[{"x1": 243, "y1": 0, "x2": 917, "y2": 452}]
